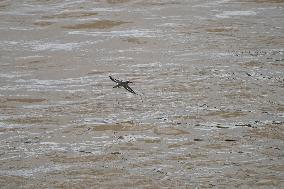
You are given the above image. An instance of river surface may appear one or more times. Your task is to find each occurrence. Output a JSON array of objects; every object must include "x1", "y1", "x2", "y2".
[{"x1": 0, "y1": 0, "x2": 284, "y2": 188}]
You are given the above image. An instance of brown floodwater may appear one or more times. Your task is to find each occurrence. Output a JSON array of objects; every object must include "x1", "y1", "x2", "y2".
[{"x1": 0, "y1": 0, "x2": 283, "y2": 188}]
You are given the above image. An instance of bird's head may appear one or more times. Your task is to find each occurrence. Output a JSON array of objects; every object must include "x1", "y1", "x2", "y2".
[{"x1": 126, "y1": 81, "x2": 133, "y2": 84}]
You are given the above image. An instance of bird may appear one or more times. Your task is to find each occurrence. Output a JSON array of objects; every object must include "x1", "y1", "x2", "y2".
[{"x1": 109, "y1": 76, "x2": 137, "y2": 95}]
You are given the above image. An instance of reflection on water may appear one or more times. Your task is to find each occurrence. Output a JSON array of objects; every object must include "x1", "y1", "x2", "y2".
[{"x1": 0, "y1": 0, "x2": 284, "y2": 188}]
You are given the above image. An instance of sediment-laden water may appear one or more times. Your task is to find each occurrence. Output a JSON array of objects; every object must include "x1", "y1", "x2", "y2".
[{"x1": 0, "y1": 0, "x2": 283, "y2": 188}]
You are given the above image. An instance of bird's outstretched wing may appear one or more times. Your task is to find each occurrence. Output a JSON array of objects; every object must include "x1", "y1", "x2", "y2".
[
  {"x1": 123, "y1": 85, "x2": 137, "y2": 95},
  {"x1": 109, "y1": 76, "x2": 119, "y2": 83}
]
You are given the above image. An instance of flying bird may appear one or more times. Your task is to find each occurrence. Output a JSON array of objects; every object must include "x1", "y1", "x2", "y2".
[{"x1": 109, "y1": 76, "x2": 137, "y2": 95}]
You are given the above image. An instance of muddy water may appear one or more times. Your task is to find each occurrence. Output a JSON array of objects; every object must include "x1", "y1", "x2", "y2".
[{"x1": 0, "y1": 0, "x2": 284, "y2": 188}]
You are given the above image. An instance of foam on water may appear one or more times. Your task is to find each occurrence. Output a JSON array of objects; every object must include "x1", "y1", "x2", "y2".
[
  {"x1": 68, "y1": 29, "x2": 163, "y2": 38},
  {"x1": 216, "y1": 11, "x2": 257, "y2": 18}
]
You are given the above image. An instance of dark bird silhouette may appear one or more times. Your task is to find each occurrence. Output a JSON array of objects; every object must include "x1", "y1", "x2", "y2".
[{"x1": 109, "y1": 76, "x2": 137, "y2": 94}]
